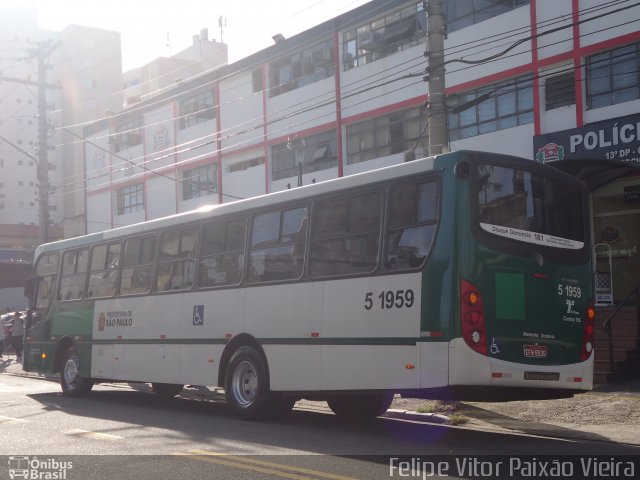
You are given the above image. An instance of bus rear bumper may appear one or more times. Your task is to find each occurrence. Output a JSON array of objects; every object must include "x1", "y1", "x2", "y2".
[{"x1": 448, "y1": 338, "x2": 594, "y2": 392}]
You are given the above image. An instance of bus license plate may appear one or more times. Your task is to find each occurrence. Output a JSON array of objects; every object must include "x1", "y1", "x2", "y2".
[{"x1": 524, "y1": 371, "x2": 559, "y2": 381}]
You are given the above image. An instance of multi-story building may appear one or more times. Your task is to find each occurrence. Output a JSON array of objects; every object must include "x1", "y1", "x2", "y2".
[
  {"x1": 122, "y1": 28, "x2": 228, "y2": 109},
  {"x1": 0, "y1": 2, "x2": 123, "y2": 247},
  {"x1": 82, "y1": 0, "x2": 640, "y2": 300}
]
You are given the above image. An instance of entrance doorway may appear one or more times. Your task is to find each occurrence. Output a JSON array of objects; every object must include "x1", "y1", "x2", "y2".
[{"x1": 593, "y1": 177, "x2": 640, "y2": 303}]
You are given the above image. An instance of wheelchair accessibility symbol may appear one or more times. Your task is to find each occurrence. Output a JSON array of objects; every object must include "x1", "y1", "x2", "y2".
[
  {"x1": 193, "y1": 305, "x2": 204, "y2": 326},
  {"x1": 490, "y1": 338, "x2": 500, "y2": 355}
]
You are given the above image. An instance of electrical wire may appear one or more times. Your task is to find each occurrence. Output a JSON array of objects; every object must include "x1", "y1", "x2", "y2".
[{"x1": 3, "y1": 1, "x2": 640, "y2": 199}]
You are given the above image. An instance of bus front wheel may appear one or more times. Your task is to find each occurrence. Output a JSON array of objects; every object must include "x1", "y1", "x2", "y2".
[
  {"x1": 60, "y1": 347, "x2": 94, "y2": 397},
  {"x1": 224, "y1": 346, "x2": 270, "y2": 420},
  {"x1": 327, "y1": 393, "x2": 393, "y2": 419}
]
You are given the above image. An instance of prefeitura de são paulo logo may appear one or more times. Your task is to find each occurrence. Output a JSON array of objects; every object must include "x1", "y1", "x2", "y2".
[{"x1": 8, "y1": 456, "x2": 73, "y2": 479}]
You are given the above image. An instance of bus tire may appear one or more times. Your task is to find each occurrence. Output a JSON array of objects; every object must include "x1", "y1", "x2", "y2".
[
  {"x1": 327, "y1": 393, "x2": 393, "y2": 419},
  {"x1": 224, "y1": 346, "x2": 270, "y2": 420},
  {"x1": 151, "y1": 383, "x2": 183, "y2": 398},
  {"x1": 60, "y1": 347, "x2": 94, "y2": 397}
]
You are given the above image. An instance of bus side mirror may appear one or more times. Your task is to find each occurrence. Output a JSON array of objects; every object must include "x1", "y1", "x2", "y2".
[{"x1": 24, "y1": 276, "x2": 37, "y2": 309}]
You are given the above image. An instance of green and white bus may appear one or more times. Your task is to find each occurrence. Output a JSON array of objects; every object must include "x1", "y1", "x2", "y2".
[{"x1": 23, "y1": 150, "x2": 594, "y2": 420}]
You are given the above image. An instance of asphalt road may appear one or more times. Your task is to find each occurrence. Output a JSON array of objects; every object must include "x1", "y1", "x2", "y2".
[{"x1": 1, "y1": 374, "x2": 639, "y2": 480}]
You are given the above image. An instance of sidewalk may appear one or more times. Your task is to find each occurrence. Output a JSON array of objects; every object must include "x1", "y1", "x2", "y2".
[{"x1": 2, "y1": 354, "x2": 639, "y2": 446}]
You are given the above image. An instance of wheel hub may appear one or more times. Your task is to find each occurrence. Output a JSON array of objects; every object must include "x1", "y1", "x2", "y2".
[
  {"x1": 64, "y1": 356, "x2": 79, "y2": 386},
  {"x1": 231, "y1": 360, "x2": 258, "y2": 407}
]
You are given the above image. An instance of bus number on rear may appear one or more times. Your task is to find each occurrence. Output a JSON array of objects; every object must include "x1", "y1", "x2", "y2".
[
  {"x1": 364, "y1": 290, "x2": 415, "y2": 310},
  {"x1": 557, "y1": 284, "x2": 581, "y2": 298}
]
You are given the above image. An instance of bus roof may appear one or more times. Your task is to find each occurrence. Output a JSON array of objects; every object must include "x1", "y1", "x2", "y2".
[
  {"x1": 34, "y1": 149, "x2": 580, "y2": 259},
  {"x1": 50, "y1": 149, "x2": 561, "y2": 259},
  {"x1": 35, "y1": 154, "x2": 442, "y2": 258}
]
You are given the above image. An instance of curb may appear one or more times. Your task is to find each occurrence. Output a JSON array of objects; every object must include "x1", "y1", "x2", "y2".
[{"x1": 383, "y1": 408, "x2": 451, "y2": 424}]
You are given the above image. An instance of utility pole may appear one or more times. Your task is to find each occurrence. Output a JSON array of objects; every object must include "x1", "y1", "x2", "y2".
[
  {"x1": 33, "y1": 40, "x2": 60, "y2": 245},
  {"x1": 1, "y1": 41, "x2": 60, "y2": 245},
  {"x1": 425, "y1": 0, "x2": 447, "y2": 155},
  {"x1": 37, "y1": 43, "x2": 51, "y2": 245}
]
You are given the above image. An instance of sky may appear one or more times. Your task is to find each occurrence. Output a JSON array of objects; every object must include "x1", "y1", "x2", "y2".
[{"x1": 34, "y1": 0, "x2": 370, "y2": 72}]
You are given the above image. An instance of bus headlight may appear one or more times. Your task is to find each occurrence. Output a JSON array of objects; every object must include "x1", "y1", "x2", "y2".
[{"x1": 471, "y1": 331, "x2": 481, "y2": 344}]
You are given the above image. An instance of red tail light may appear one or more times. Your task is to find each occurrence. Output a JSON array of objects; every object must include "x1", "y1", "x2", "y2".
[
  {"x1": 580, "y1": 301, "x2": 595, "y2": 361},
  {"x1": 460, "y1": 278, "x2": 488, "y2": 355}
]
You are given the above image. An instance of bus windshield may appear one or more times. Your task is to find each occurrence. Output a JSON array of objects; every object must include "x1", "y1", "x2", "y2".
[{"x1": 476, "y1": 164, "x2": 585, "y2": 250}]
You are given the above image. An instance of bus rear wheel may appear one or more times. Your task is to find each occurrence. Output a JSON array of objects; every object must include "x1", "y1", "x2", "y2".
[
  {"x1": 60, "y1": 347, "x2": 94, "y2": 397},
  {"x1": 327, "y1": 393, "x2": 393, "y2": 419},
  {"x1": 224, "y1": 346, "x2": 270, "y2": 420},
  {"x1": 151, "y1": 383, "x2": 183, "y2": 398}
]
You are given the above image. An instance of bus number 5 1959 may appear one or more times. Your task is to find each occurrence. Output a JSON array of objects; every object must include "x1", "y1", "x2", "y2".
[{"x1": 364, "y1": 289, "x2": 414, "y2": 310}]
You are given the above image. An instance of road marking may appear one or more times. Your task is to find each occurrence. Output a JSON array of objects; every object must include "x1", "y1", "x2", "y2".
[
  {"x1": 64, "y1": 428, "x2": 123, "y2": 440},
  {"x1": 173, "y1": 450, "x2": 357, "y2": 480},
  {"x1": 0, "y1": 415, "x2": 28, "y2": 424}
]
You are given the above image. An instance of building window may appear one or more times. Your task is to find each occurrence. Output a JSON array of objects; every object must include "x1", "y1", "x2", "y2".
[
  {"x1": 271, "y1": 130, "x2": 337, "y2": 181},
  {"x1": 445, "y1": 0, "x2": 530, "y2": 34},
  {"x1": 448, "y1": 75, "x2": 534, "y2": 141},
  {"x1": 269, "y1": 39, "x2": 334, "y2": 97},
  {"x1": 116, "y1": 183, "x2": 144, "y2": 215},
  {"x1": 346, "y1": 106, "x2": 428, "y2": 165},
  {"x1": 343, "y1": 2, "x2": 426, "y2": 71},
  {"x1": 252, "y1": 69, "x2": 263, "y2": 93},
  {"x1": 586, "y1": 42, "x2": 640, "y2": 110},
  {"x1": 112, "y1": 118, "x2": 143, "y2": 153},
  {"x1": 179, "y1": 90, "x2": 216, "y2": 129},
  {"x1": 227, "y1": 156, "x2": 265, "y2": 173},
  {"x1": 545, "y1": 72, "x2": 575, "y2": 110},
  {"x1": 182, "y1": 163, "x2": 217, "y2": 200}
]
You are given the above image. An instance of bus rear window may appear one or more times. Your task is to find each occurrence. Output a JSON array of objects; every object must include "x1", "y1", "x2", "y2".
[{"x1": 476, "y1": 164, "x2": 585, "y2": 250}]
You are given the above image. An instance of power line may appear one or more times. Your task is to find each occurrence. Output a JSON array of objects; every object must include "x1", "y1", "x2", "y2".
[
  {"x1": 54, "y1": 0, "x2": 636, "y2": 152},
  {"x1": 7, "y1": 1, "x2": 639, "y2": 201}
]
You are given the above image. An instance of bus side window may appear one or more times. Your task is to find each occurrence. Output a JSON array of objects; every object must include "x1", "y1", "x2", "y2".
[
  {"x1": 120, "y1": 235, "x2": 156, "y2": 296},
  {"x1": 310, "y1": 191, "x2": 381, "y2": 277},
  {"x1": 58, "y1": 249, "x2": 89, "y2": 301},
  {"x1": 249, "y1": 207, "x2": 307, "y2": 283},
  {"x1": 87, "y1": 242, "x2": 121, "y2": 299},
  {"x1": 34, "y1": 253, "x2": 58, "y2": 309},
  {"x1": 199, "y1": 218, "x2": 247, "y2": 287},
  {"x1": 385, "y1": 181, "x2": 438, "y2": 270},
  {"x1": 156, "y1": 227, "x2": 197, "y2": 292},
  {"x1": 36, "y1": 276, "x2": 54, "y2": 308}
]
